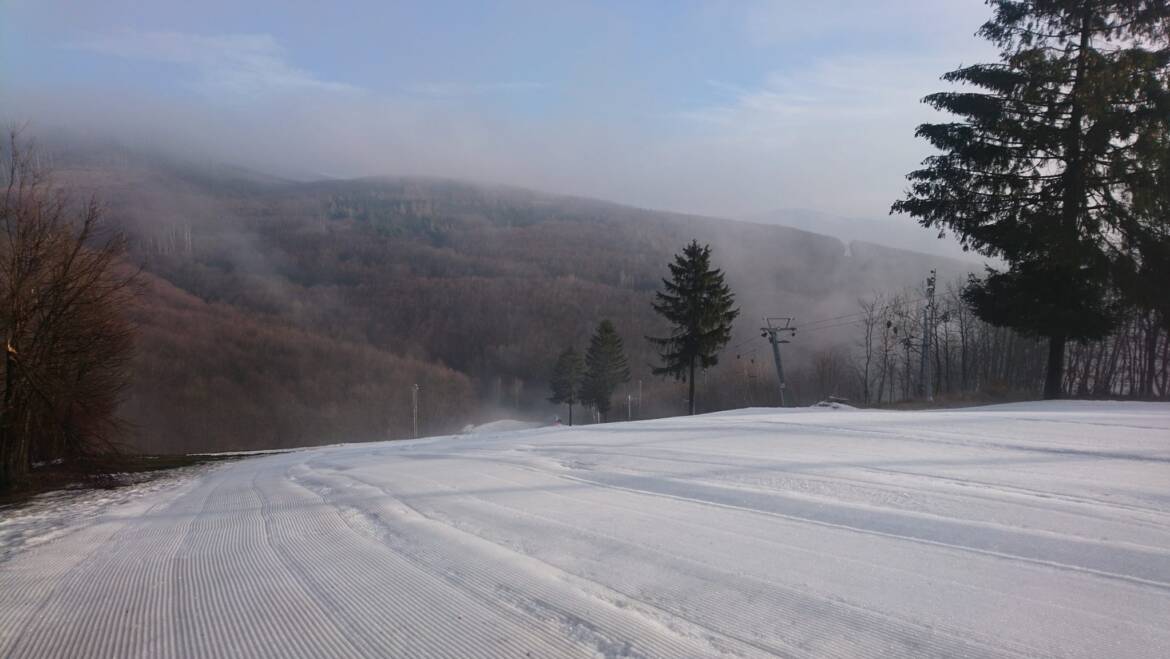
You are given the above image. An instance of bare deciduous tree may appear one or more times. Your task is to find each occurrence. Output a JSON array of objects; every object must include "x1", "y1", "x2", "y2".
[{"x1": 0, "y1": 132, "x2": 137, "y2": 490}]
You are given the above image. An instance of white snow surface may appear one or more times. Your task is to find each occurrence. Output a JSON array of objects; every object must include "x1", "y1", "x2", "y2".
[
  {"x1": 461, "y1": 419, "x2": 545, "y2": 434},
  {"x1": 2, "y1": 400, "x2": 1169, "y2": 658}
]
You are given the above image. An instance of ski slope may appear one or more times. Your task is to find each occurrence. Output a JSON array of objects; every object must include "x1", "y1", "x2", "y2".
[{"x1": 2, "y1": 401, "x2": 1169, "y2": 657}]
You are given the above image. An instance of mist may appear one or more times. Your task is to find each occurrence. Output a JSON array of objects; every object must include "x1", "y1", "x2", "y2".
[
  {"x1": 0, "y1": 0, "x2": 1014, "y2": 446},
  {"x1": 2, "y1": 0, "x2": 1001, "y2": 256}
]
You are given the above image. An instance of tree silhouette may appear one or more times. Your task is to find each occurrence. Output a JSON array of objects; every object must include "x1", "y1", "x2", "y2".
[
  {"x1": 892, "y1": 0, "x2": 1169, "y2": 399},
  {"x1": 582, "y1": 320, "x2": 630, "y2": 421},
  {"x1": 548, "y1": 346, "x2": 584, "y2": 425},
  {"x1": 647, "y1": 241, "x2": 739, "y2": 415}
]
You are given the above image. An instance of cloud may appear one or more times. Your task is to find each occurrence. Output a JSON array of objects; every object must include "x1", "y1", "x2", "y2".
[
  {"x1": 680, "y1": 52, "x2": 985, "y2": 141},
  {"x1": 11, "y1": 7, "x2": 997, "y2": 243},
  {"x1": 614, "y1": 51, "x2": 996, "y2": 223},
  {"x1": 723, "y1": 0, "x2": 990, "y2": 50},
  {"x1": 69, "y1": 29, "x2": 359, "y2": 96},
  {"x1": 405, "y1": 81, "x2": 545, "y2": 97}
]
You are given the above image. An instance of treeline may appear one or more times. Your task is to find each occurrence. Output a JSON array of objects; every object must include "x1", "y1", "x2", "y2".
[
  {"x1": 1065, "y1": 311, "x2": 1169, "y2": 399},
  {"x1": 71, "y1": 158, "x2": 955, "y2": 451},
  {"x1": 852, "y1": 284, "x2": 1048, "y2": 404},
  {"x1": 783, "y1": 280, "x2": 1169, "y2": 406}
]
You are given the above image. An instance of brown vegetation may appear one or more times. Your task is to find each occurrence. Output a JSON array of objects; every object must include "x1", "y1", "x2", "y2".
[
  {"x1": 46, "y1": 150, "x2": 997, "y2": 453},
  {"x1": 0, "y1": 134, "x2": 136, "y2": 490},
  {"x1": 124, "y1": 272, "x2": 476, "y2": 453},
  {"x1": 87, "y1": 163, "x2": 966, "y2": 442}
]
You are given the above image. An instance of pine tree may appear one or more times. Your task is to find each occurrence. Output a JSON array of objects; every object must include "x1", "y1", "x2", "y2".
[
  {"x1": 1117, "y1": 48, "x2": 1170, "y2": 348},
  {"x1": 582, "y1": 320, "x2": 631, "y2": 421},
  {"x1": 892, "y1": 0, "x2": 1169, "y2": 399},
  {"x1": 548, "y1": 347, "x2": 585, "y2": 425},
  {"x1": 647, "y1": 241, "x2": 739, "y2": 415}
]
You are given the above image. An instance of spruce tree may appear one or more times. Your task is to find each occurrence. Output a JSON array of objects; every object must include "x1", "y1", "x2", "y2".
[
  {"x1": 1117, "y1": 48, "x2": 1170, "y2": 353},
  {"x1": 548, "y1": 347, "x2": 584, "y2": 425},
  {"x1": 892, "y1": 0, "x2": 1169, "y2": 399},
  {"x1": 582, "y1": 320, "x2": 631, "y2": 421},
  {"x1": 647, "y1": 240, "x2": 739, "y2": 415}
]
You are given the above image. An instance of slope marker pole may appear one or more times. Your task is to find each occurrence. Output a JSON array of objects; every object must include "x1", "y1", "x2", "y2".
[{"x1": 412, "y1": 384, "x2": 420, "y2": 438}]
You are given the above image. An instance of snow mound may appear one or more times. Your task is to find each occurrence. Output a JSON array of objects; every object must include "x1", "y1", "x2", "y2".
[
  {"x1": 811, "y1": 400, "x2": 858, "y2": 410},
  {"x1": 460, "y1": 419, "x2": 543, "y2": 434}
]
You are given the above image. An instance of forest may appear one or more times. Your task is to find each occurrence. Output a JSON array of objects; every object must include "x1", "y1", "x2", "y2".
[
  {"x1": 48, "y1": 150, "x2": 967, "y2": 453},
  {"x1": 0, "y1": 131, "x2": 1162, "y2": 463},
  {"x1": 0, "y1": 128, "x2": 1151, "y2": 463},
  {"x1": 782, "y1": 284, "x2": 1169, "y2": 408}
]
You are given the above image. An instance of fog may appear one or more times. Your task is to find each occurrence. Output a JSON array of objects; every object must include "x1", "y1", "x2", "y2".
[{"x1": 2, "y1": 0, "x2": 998, "y2": 256}]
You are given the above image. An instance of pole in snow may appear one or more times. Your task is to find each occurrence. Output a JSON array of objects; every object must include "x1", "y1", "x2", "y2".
[
  {"x1": 924, "y1": 270, "x2": 936, "y2": 403},
  {"x1": 761, "y1": 317, "x2": 796, "y2": 407},
  {"x1": 921, "y1": 306, "x2": 929, "y2": 399},
  {"x1": 411, "y1": 384, "x2": 420, "y2": 438}
]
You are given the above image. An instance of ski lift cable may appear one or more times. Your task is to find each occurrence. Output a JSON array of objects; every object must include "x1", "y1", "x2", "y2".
[{"x1": 798, "y1": 293, "x2": 935, "y2": 330}]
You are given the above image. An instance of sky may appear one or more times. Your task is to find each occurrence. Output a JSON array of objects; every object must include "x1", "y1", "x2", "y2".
[{"x1": 1, "y1": 0, "x2": 999, "y2": 234}]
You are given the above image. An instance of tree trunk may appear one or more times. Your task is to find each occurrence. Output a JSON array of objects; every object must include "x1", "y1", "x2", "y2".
[
  {"x1": 1039, "y1": 8, "x2": 1086, "y2": 405},
  {"x1": 1044, "y1": 334, "x2": 1066, "y2": 400},
  {"x1": 1142, "y1": 315, "x2": 1159, "y2": 398},
  {"x1": 568, "y1": 402, "x2": 573, "y2": 427},
  {"x1": 688, "y1": 358, "x2": 696, "y2": 415},
  {"x1": 0, "y1": 343, "x2": 26, "y2": 490}
]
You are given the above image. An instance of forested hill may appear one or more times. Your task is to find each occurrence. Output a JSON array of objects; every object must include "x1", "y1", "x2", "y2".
[{"x1": 60, "y1": 156, "x2": 974, "y2": 453}]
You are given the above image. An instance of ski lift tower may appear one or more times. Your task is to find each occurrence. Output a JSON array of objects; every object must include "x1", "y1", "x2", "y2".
[{"x1": 761, "y1": 317, "x2": 796, "y2": 407}]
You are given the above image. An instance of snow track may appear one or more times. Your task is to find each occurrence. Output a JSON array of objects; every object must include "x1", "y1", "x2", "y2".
[{"x1": 2, "y1": 401, "x2": 1169, "y2": 657}]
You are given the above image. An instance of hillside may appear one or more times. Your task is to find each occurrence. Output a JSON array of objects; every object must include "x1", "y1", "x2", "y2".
[{"x1": 60, "y1": 155, "x2": 975, "y2": 452}]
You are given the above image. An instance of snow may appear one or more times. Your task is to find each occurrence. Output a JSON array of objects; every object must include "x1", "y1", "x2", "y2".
[
  {"x1": 2, "y1": 401, "x2": 1169, "y2": 658},
  {"x1": 461, "y1": 419, "x2": 545, "y2": 434},
  {"x1": 0, "y1": 468, "x2": 207, "y2": 564},
  {"x1": 190, "y1": 447, "x2": 306, "y2": 457}
]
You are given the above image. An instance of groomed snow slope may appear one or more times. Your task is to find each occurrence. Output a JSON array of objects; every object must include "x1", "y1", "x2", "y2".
[{"x1": 2, "y1": 401, "x2": 1169, "y2": 658}]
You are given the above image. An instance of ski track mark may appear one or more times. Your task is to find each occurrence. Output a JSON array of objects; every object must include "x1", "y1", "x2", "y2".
[{"x1": 2, "y1": 401, "x2": 1169, "y2": 658}]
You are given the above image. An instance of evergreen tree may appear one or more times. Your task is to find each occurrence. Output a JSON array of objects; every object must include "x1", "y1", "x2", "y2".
[
  {"x1": 647, "y1": 241, "x2": 739, "y2": 415},
  {"x1": 548, "y1": 347, "x2": 584, "y2": 425},
  {"x1": 1117, "y1": 56, "x2": 1170, "y2": 355},
  {"x1": 582, "y1": 320, "x2": 631, "y2": 421},
  {"x1": 892, "y1": 0, "x2": 1169, "y2": 399}
]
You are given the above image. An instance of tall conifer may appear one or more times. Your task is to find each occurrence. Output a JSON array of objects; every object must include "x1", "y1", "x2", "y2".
[
  {"x1": 548, "y1": 347, "x2": 584, "y2": 425},
  {"x1": 893, "y1": 0, "x2": 1170, "y2": 399},
  {"x1": 582, "y1": 320, "x2": 630, "y2": 421},
  {"x1": 647, "y1": 241, "x2": 739, "y2": 415}
]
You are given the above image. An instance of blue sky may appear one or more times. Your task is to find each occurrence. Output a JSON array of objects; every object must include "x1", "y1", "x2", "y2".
[{"x1": 2, "y1": 1, "x2": 997, "y2": 225}]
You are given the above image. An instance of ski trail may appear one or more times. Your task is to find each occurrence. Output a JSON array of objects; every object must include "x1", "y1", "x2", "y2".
[
  {"x1": 367, "y1": 456, "x2": 1170, "y2": 655},
  {"x1": 290, "y1": 461, "x2": 761, "y2": 658},
  {"x1": 2, "y1": 401, "x2": 1168, "y2": 658},
  {"x1": 394, "y1": 471, "x2": 1033, "y2": 657},
  {"x1": 546, "y1": 469, "x2": 1170, "y2": 588}
]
